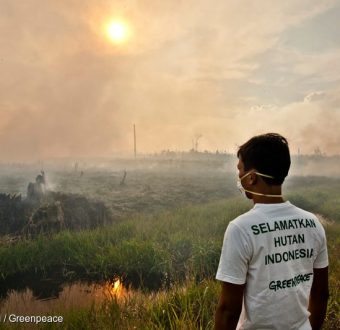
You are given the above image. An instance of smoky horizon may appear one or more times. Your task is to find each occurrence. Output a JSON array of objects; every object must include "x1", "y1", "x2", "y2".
[{"x1": 1, "y1": 1, "x2": 340, "y2": 160}]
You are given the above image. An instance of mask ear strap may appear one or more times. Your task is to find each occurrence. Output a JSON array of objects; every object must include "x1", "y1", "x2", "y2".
[
  {"x1": 240, "y1": 172, "x2": 250, "y2": 180},
  {"x1": 254, "y1": 172, "x2": 275, "y2": 179}
]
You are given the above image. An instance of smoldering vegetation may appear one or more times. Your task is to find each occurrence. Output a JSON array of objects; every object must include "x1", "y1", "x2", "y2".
[
  {"x1": 0, "y1": 171, "x2": 111, "y2": 238},
  {"x1": 0, "y1": 153, "x2": 237, "y2": 237},
  {"x1": 0, "y1": 192, "x2": 110, "y2": 238},
  {"x1": 1, "y1": 152, "x2": 340, "y2": 236}
]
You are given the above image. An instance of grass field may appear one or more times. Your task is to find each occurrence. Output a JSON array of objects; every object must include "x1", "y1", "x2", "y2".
[{"x1": 0, "y1": 165, "x2": 339, "y2": 329}]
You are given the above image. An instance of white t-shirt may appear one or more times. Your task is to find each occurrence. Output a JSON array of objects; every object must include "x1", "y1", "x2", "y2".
[{"x1": 216, "y1": 201, "x2": 328, "y2": 330}]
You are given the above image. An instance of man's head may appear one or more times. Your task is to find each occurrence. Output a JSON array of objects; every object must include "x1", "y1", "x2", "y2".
[{"x1": 237, "y1": 133, "x2": 291, "y2": 185}]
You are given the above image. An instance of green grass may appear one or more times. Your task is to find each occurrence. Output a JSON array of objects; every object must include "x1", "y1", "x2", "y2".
[{"x1": 0, "y1": 198, "x2": 250, "y2": 285}]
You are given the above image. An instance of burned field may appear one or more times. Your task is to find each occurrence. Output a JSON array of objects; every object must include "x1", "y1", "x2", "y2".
[{"x1": 0, "y1": 158, "x2": 237, "y2": 235}]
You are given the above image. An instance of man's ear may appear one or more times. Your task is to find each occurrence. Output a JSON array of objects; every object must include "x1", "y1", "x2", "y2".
[{"x1": 248, "y1": 172, "x2": 258, "y2": 185}]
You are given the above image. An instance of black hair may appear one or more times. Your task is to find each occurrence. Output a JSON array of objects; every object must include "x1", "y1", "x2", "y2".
[{"x1": 237, "y1": 133, "x2": 291, "y2": 185}]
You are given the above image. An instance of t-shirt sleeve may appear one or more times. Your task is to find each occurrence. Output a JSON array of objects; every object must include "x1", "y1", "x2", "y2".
[
  {"x1": 216, "y1": 222, "x2": 251, "y2": 284},
  {"x1": 313, "y1": 224, "x2": 329, "y2": 269}
]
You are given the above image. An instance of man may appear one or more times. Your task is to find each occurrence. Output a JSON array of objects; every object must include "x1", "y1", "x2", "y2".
[{"x1": 215, "y1": 133, "x2": 329, "y2": 330}]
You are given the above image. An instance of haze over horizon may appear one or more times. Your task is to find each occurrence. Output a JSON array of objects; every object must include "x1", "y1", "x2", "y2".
[{"x1": 1, "y1": 1, "x2": 340, "y2": 161}]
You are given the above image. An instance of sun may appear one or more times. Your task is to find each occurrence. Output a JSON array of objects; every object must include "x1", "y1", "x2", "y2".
[{"x1": 106, "y1": 21, "x2": 129, "y2": 44}]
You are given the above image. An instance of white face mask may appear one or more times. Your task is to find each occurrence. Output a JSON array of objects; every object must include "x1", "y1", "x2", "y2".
[
  {"x1": 237, "y1": 171, "x2": 283, "y2": 198},
  {"x1": 236, "y1": 177, "x2": 247, "y2": 197}
]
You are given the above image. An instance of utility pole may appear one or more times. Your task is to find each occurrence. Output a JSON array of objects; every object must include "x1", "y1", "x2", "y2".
[{"x1": 133, "y1": 124, "x2": 137, "y2": 158}]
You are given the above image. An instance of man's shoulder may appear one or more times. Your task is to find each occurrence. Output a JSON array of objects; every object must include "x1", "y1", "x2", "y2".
[
  {"x1": 287, "y1": 202, "x2": 320, "y2": 221},
  {"x1": 230, "y1": 201, "x2": 322, "y2": 230},
  {"x1": 230, "y1": 208, "x2": 263, "y2": 228}
]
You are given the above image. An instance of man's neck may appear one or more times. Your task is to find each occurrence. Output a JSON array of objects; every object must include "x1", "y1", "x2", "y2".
[
  {"x1": 252, "y1": 196, "x2": 285, "y2": 204},
  {"x1": 251, "y1": 184, "x2": 284, "y2": 204}
]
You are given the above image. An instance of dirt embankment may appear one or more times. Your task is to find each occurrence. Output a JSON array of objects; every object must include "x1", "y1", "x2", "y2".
[{"x1": 0, "y1": 191, "x2": 112, "y2": 237}]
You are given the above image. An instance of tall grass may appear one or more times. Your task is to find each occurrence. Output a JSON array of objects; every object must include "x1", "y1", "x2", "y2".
[
  {"x1": 0, "y1": 198, "x2": 250, "y2": 286},
  {"x1": 30, "y1": 279, "x2": 220, "y2": 330}
]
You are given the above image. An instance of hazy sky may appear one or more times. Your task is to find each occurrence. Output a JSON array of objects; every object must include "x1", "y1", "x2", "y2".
[{"x1": 1, "y1": 0, "x2": 340, "y2": 160}]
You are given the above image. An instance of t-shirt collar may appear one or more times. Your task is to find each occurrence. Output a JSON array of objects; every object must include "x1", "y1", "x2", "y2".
[{"x1": 253, "y1": 201, "x2": 291, "y2": 210}]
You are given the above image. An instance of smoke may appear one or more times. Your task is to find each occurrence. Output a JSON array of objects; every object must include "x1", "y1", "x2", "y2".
[{"x1": 0, "y1": 0, "x2": 339, "y2": 160}]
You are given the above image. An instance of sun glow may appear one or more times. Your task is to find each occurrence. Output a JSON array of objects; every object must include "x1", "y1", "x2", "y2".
[{"x1": 106, "y1": 20, "x2": 129, "y2": 44}]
